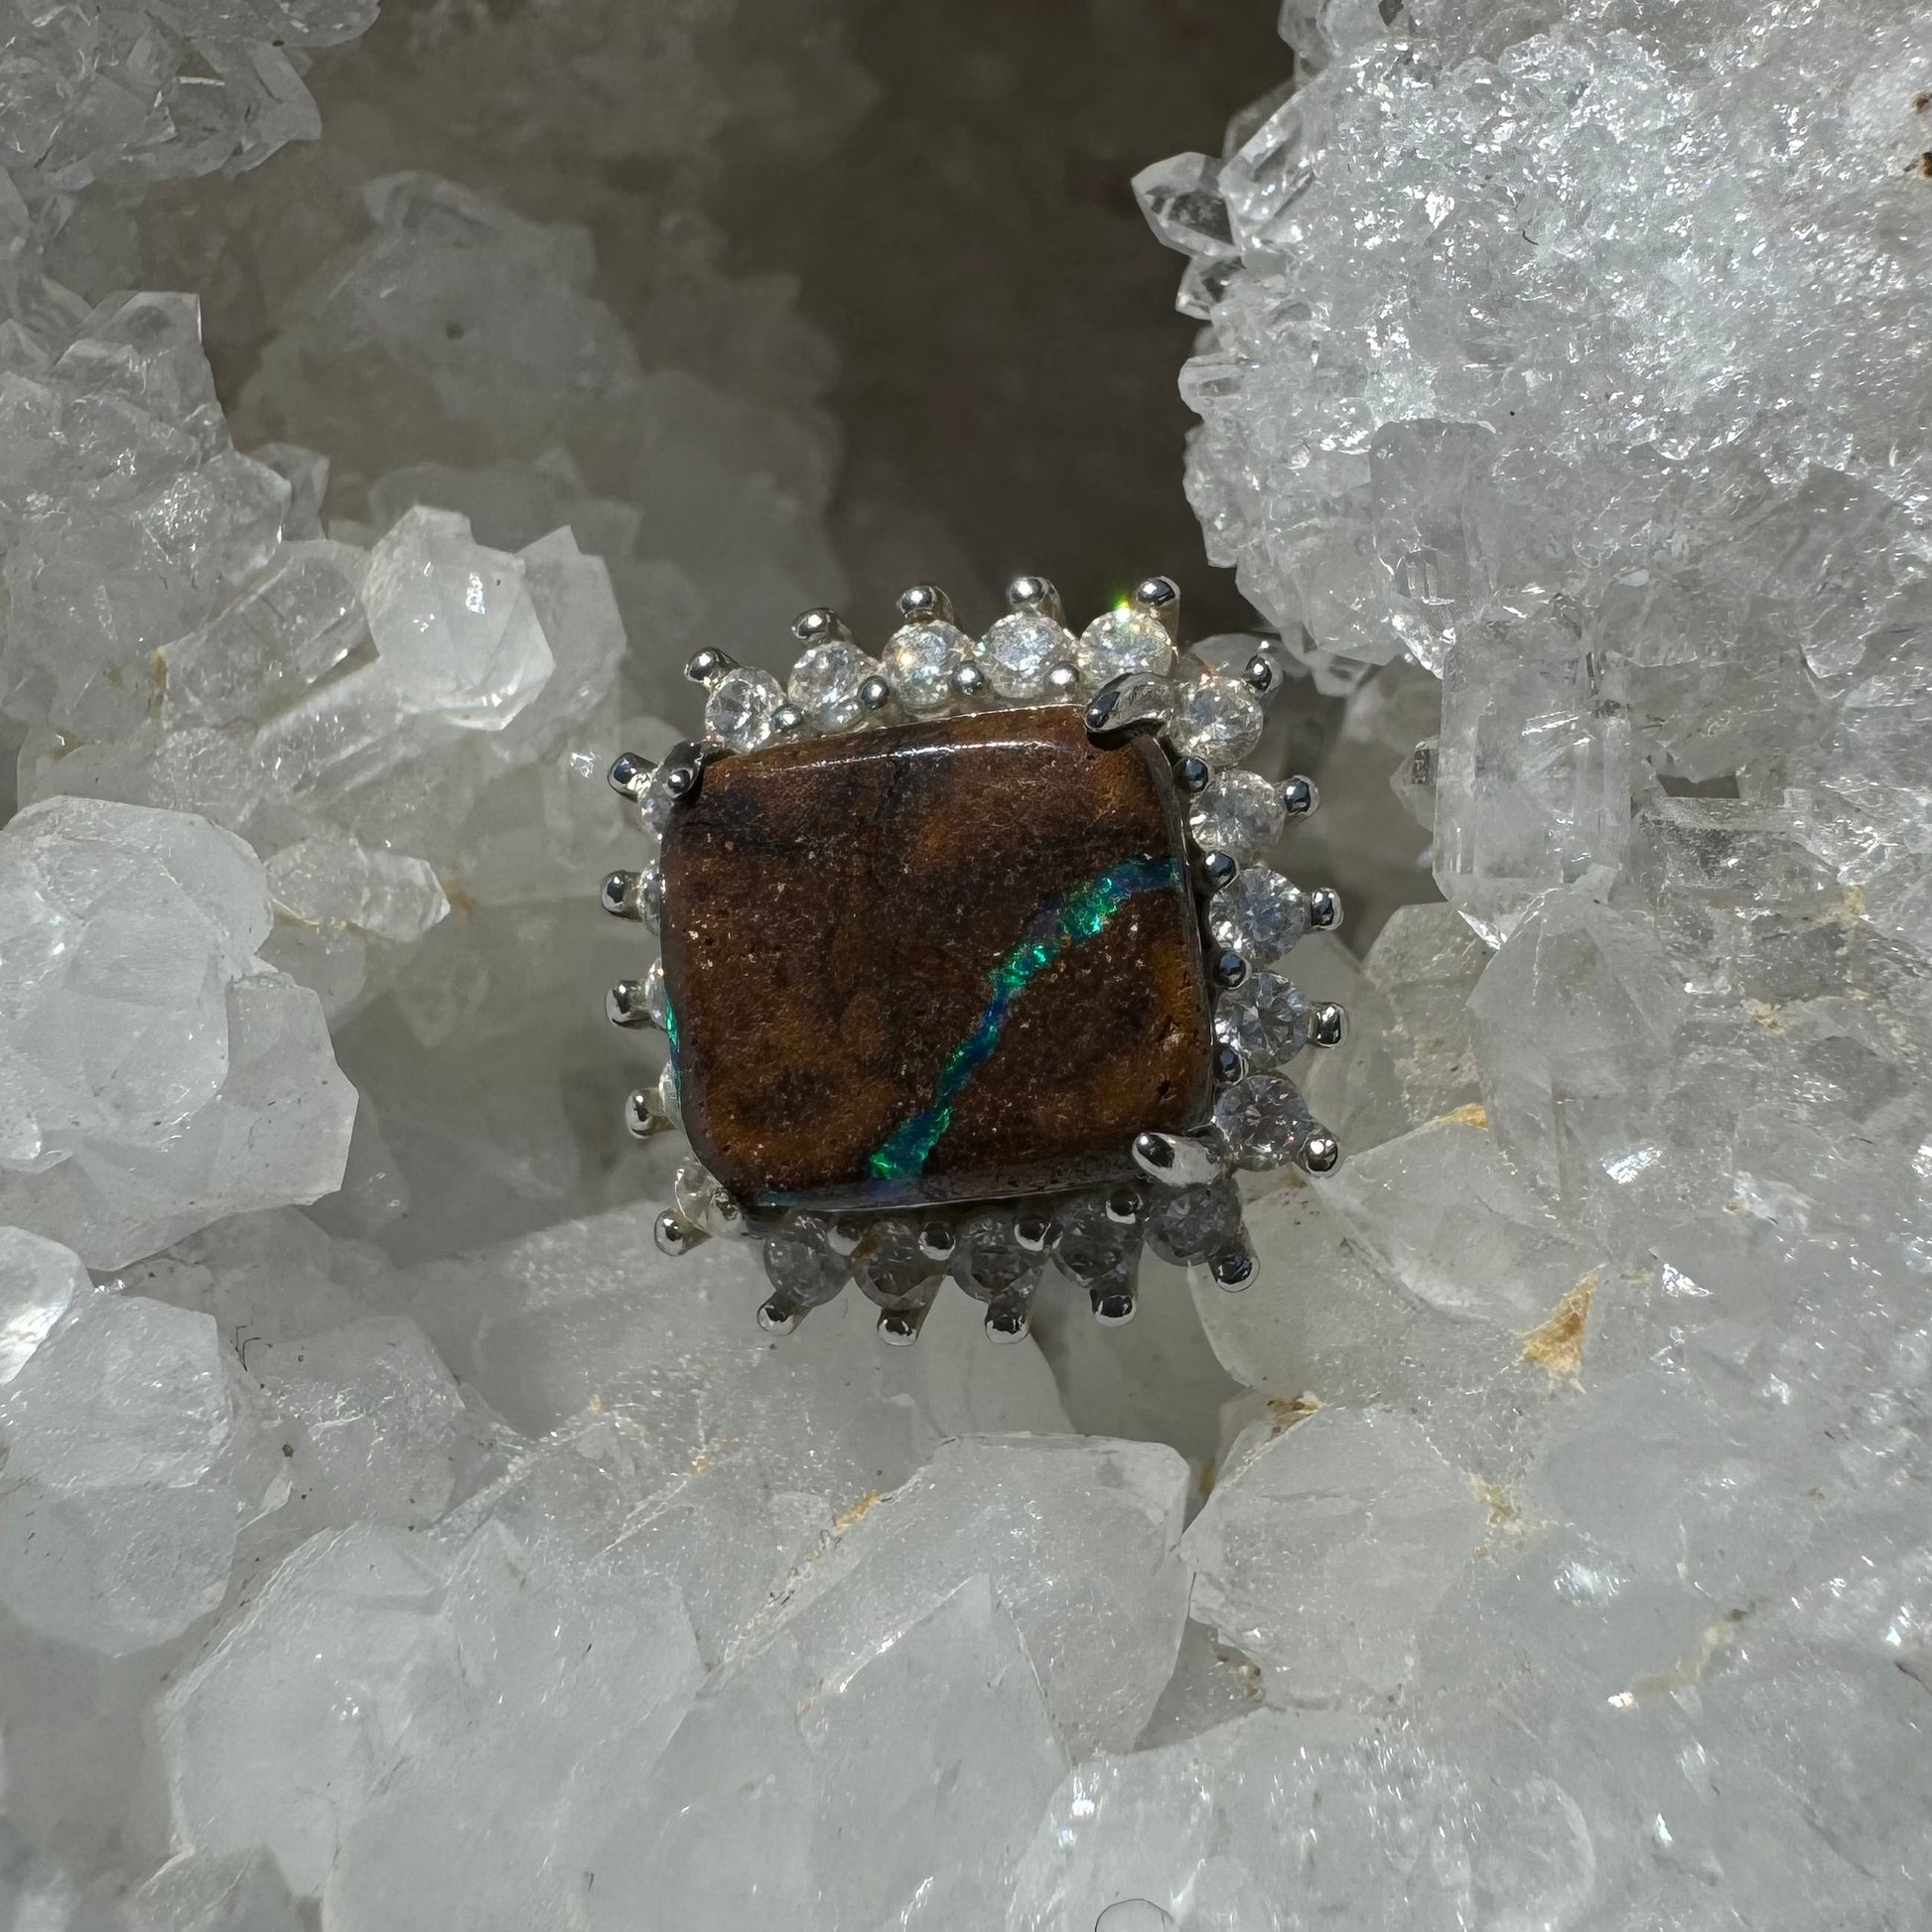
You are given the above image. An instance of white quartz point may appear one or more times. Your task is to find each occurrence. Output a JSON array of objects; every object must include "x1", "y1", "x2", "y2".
[
  {"x1": 0, "y1": 1291, "x2": 286, "y2": 1653},
  {"x1": 266, "y1": 836, "x2": 451, "y2": 943},
  {"x1": 1180, "y1": 1406, "x2": 1486, "y2": 1704},
  {"x1": 0, "y1": 1225, "x2": 86, "y2": 1384},
  {"x1": 0, "y1": 796, "x2": 356, "y2": 1266},
  {"x1": 361, "y1": 504, "x2": 555, "y2": 730}
]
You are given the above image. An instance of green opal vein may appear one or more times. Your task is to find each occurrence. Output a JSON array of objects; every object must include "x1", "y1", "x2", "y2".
[{"x1": 866, "y1": 854, "x2": 1179, "y2": 1185}]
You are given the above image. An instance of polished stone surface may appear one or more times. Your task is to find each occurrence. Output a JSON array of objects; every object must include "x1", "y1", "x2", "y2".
[{"x1": 660, "y1": 706, "x2": 1212, "y2": 1209}]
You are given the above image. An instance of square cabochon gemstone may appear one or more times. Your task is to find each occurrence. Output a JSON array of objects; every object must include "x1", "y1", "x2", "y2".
[{"x1": 659, "y1": 704, "x2": 1214, "y2": 1211}]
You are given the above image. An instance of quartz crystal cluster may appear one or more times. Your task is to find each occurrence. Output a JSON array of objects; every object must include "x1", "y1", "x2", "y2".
[{"x1": 1, "y1": 1, "x2": 1928, "y2": 1928}]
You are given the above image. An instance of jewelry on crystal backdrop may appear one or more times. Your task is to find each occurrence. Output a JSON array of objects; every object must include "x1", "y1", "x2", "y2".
[{"x1": 602, "y1": 574, "x2": 1345, "y2": 1343}]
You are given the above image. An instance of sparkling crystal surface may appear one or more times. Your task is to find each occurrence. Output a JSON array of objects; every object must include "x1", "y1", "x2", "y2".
[
  {"x1": 1213, "y1": 970, "x2": 1309, "y2": 1067},
  {"x1": 1075, "y1": 606, "x2": 1176, "y2": 690},
  {"x1": 1165, "y1": 674, "x2": 1262, "y2": 766},
  {"x1": 883, "y1": 619, "x2": 971, "y2": 712},
  {"x1": 1207, "y1": 867, "x2": 1309, "y2": 964},
  {"x1": 787, "y1": 639, "x2": 879, "y2": 732},
  {"x1": 976, "y1": 611, "x2": 1076, "y2": 700},
  {"x1": 1187, "y1": 768, "x2": 1284, "y2": 865}
]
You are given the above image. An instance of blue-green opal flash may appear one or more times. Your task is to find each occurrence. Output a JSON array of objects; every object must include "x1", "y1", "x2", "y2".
[{"x1": 865, "y1": 855, "x2": 1179, "y2": 1184}]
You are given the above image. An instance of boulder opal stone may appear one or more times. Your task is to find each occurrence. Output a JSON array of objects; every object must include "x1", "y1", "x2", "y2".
[{"x1": 660, "y1": 705, "x2": 1213, "y2": 1210}]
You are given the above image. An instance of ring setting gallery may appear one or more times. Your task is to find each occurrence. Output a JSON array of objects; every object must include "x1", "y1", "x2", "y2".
[{"x1": 601, "y1": 575, "x2": 1345, "y2": 1344}]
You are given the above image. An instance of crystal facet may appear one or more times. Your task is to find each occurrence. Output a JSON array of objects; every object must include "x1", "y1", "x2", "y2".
[
  {"x1": 1076, "y1": 607, "x2": 1177, "y2": 690},
  {"x1": 1211, "y1": 1074, "x2": 1312, "y2": 1170},
  {"x1": 1188, "y1": 769, "x2": 1286, "y2": 865},
  {"x1": 705, "y1": 667, "x2": 787, "y2": 752},
  {"x1": 1166, "y1": 675, "x2": 1263, "y2": 766},
  {"x1": 1214, "y1": 972, "x2": 1310, "y2": 1066},
  {"x1": 787, "y1": 641, "x2": 880, "y2": 732}
]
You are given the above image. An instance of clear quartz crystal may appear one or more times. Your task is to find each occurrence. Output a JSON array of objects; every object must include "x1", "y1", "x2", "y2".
[
  {"x1": 1208, "y1": 868, "x2": 1310, "y2": 963},
  {"x1": 1214, "y1": 971, "x2": 1309, "y2": 1066},
  {"x1": 1076, "y1": 607, "x2": 1176, "y2": 690},
  {"x1": 1188, "y1": 770, "x2": 1286, "y2": 864},
  {"x1": 1166, "y1": 675, "x2": 1263, "y2": 765},
  {"x1": 759, "y1": 1214, "x2": 851, "y2": 1311},
  {"x1": 787, "y1": 641, "x2": 879, "y2": 732},
  {"x1": 976, "y1": 612, "x2": 1075, "y2": 700},
  {"x1": 1212, "y1": 1073, "x2": 1312, "y2": 1170},
  {"x1": 883, "y1": 621, "x2": 971, "y2": 712},
  {"x1": 704, "y1": 667, "x2": 786, "y2": 752}
]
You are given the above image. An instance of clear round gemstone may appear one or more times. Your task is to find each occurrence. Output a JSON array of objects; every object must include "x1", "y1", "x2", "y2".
[
  {"x1": 1188, "y1": 769, "x2": 1286, "y2": 864},
  {"x1": 1208, "y1": 867, "x2": 1310, "y2": 964},
  {"x1": 761, "y1": 1213, "x2": 851, "y2": 1311},
  {"x1": 1075, "y1": 606, "x2": 1175, "y2": 690},
  {"x1": 883, "y1": 620, "x2": 971, "y2": 713},
  {"x1": 704, "y1": 666, "x2": 785, "y2": 751},
  {"x1": 949, "y1": 1209, "x2": 1043, "y2": 1302},
  {"x1": 1144, "y1": 1175, "x2": 1244, "y2": 1266},
  {"x1": 1167, "y1": 674, "x2": 1264, "y2": 765},
  {"x1": 639, "y1": 762, "x2": 681, "y2": 834},
  {"x1": 1212, "y1": 1073, "x2": 1312, "y2": 1170},
  {"x1": 850, "y1": 1217, "x2": 941, "y2": 1311},
  {"x1": 1214, "y1": 971, "x2": 1310, "y2": 1066},
  {"x1": 1048, "y1": 1193, "x2": 1137, "y2": 1281},
  {"x1": 787, "y1": 641, "x2": 878, "y2": 732},
  {"x1": 976, "y1": 611, "x2": 1075, "y2": 700}
]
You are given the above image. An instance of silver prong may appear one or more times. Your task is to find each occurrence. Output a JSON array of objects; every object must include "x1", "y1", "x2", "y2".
[
  {"x1": 877, "y1": 1306, "x2": 928, "y2": 1346},
  {"x1": 951, "y1": 661, "x2": 989, "y2": 702},
  {"x1": 653, "y1": 1208, "x2": 703, "y2": 1257},
  {"x1": 1084, "y1": 670, "x2": 1175, "y2": 745},
  {"x1": 1244, "y1": 653, "x2": 1284, "y2": 700},
  {"x1": 1282, "y1": 774, "x2": 1318, "y2": 818},
  {"x1": 1308, "y1": 886, "x2": 1343, "y2": 932},
  {"x1": 1013, "y1": 1211, "x2": 1051, "y2": 1254},
  {"x1": 1005, "y1": 575, "x2": 1064, "y2": 623},
  {"x1": 985, "y1": 1305, "x2": 1031, "y2": 1343},
  {"x1": 791, "y1": 607, "x2": 854, "y2": 646},
  {"x1": 623, "y1": 1089, "x2": 672, "y2": 1141},
  {"x1": 916, "y1": 1219, "x2": 955, "y2": 1263},
  {"x1": 827, "y1": 1218, "x2": 865, "y2": 1257},
  {"x1": 858, "y1": 674, "x2": 894, "y2": 714},
  {"x1": 1198, "y1": 849, "x2": 1238, "y2": 893},
  {"x1": 600, "y1": 870, "x2": 646, "y2": 920},
  {"x1": 1300, "y1": 1129, "x2": 1341, "y2": 1174},
  {"x1": 606, "y1": 979, "x2": 653, "y2": 1029},
  {"x1": 1209, "y1": 1248, "x2": 1256, "y2": 1291},
  {"x1": 684, "y1": 647, "x2": 738, "y2": 685},
  {"x1": 770, "y1": 702, "x2": 807, "y2": 738},
  {"x1": 608, "y1": 751, "x2": 654, "y2": 800},
  {"x1": 1311, "y1": 1002, "x2": 1348, "y2": 1048},
  {"x1": 897, "y1": 584, "x2": 956, "y2": 625},
  {"x1": 1091, "y1": 1286, "x2": 1137, "y2": 1325},
  {"x1": 757, "y1": 1298, "x2": 800, "y2": 1336},
  {"x1": 1132, "y1": 1130, "x2": 1228, "y2": 1186},
  {"x1": 1132, "y1": 575, "x2": 1180, "y2": 638},
  {"x1": 1044, "y1": 660, "x2": 1079, "y2": 698},
  {"x1": 1173, "y1": 755, "x2": 1211, "y2": 795},
  {"x1": 1104, "y1": 1185, "x2": 1144, "y2": 1226},
  {"x1": 1212, "y1": 950, "x2": 1250, "y2": 990}
]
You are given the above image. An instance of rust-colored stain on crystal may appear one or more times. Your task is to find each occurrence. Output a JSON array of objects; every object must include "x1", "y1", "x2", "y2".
[{"x1": 1520, "y1": 1270, "x2": 1597, "y2": 1383}]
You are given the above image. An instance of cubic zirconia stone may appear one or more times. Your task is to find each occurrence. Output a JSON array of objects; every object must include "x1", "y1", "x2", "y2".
[
  {"x1": 1214, "y1": 971, "x2": 1309, "y2": 1066},
  {"x1": 760, "y1": 1214, "x2": 851, "y2": 1310},
  {"x1": 976, "y1": 612, "x2": 1074, "y2": 700},
  {"x1": 1143, "y1": 1175, "x2": 1244, "y2": 1266},
  {"x1": 704, "y1": 667, "x2": 785, "y2": 752},
  {"x1": 883, "y1": 621, "x2": 971, "y2": 713},
  {"x1": 655, "y1": 1058, "x2": 682, "y2": 1131},
  {"x1": 1049, "y1": 1195, "x2": 1137, "y2": 1281},
  {"x1": 787, "y1": 642, "x2": 880, "y2": 732},
  {"x1": 640, "y1": 763, "x2": 682, "y2": 835},
  {"x1": 851, "y1": 1218, "x2": 941, "y2": 1311},
  {"x1": 1208, "y1": 868, "x2": 1310, "y2": 963},
  {"x1": 1076, "y1": 607, "x2": 1176, "y2": 690},
  {"x1": 1212, "y1": 1074, "x2": 1311, "y2": 1170},
  {"x1": 1188, "y1": 769, "x2": 1286, "y2": 864},
  {"x1": 641, "y1": 959, "x2": 668, "y2": 1031},
  {"x1": 949, "y1": 1210, "x2": 1043, "y2": 1302},
  {"x1": 1167, "y1": 675, "x2": 1263, "y2": 766}
]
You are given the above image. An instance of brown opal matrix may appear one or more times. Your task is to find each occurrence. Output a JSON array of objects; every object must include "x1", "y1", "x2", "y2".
[{"x1": 658, "y1": 704, "x2": 1213, "y2": 1210}]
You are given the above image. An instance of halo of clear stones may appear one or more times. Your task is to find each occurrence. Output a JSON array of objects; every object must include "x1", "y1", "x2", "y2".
[{"x1": 622, "y1": 587, "x2": 1342, "y2": 1341}]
